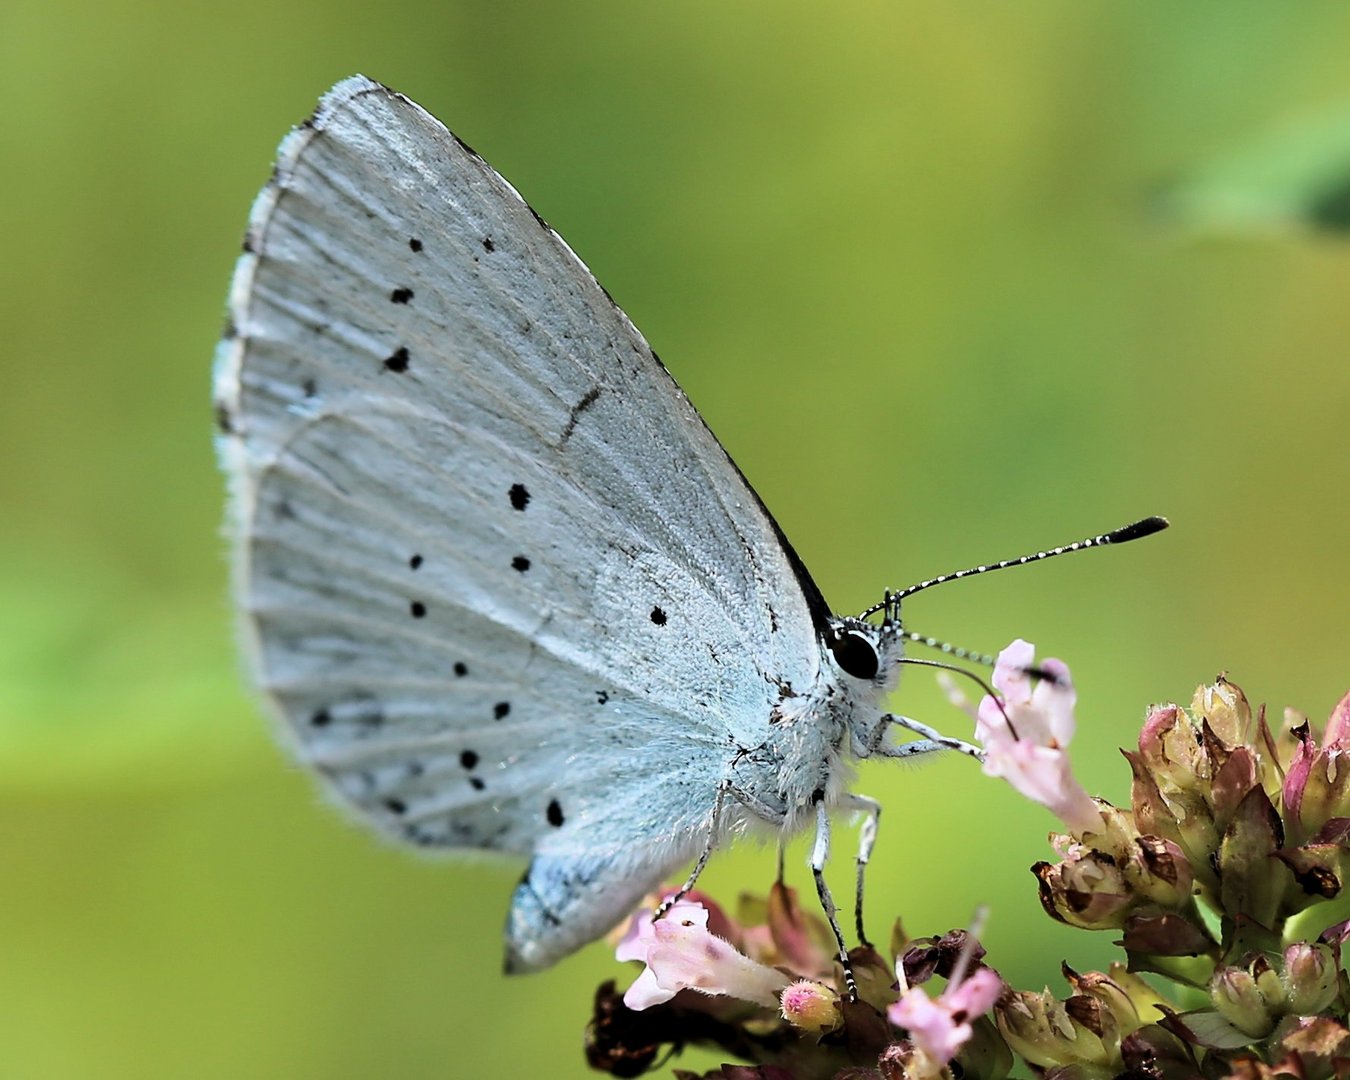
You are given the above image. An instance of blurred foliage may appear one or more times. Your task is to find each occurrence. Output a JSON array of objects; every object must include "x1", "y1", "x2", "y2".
[
  {"x1": 1, "y1": 1, "x2": 1348, "y2": 1077},
  {"x1": 1160, "y1": 100, "x2": 1350, "y2": 237}
]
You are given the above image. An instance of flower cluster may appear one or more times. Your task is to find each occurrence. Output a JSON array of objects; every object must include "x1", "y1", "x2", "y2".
[
  {"x1": 1027, "y1": 677, "x2": 1350, "y2": 1075},
  {"x1": 586, "y1": 658, "x2": 1350, "y2": 1080},
  {"x1": 587, "y1": 883, "x2": 1007, "y2": 1080}
]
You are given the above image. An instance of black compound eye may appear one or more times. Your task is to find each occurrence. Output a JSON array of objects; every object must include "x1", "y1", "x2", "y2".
[{"x1": 828, "y1": 629, "x2": 880, "y2": 681}]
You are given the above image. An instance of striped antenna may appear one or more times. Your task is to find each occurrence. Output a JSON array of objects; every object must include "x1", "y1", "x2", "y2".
[
  {"x1": 901, "y1": 631, "x2": 1065, "y2": 685},
  {"x1": 900, "y1": 630, "x2": 996, "y2": 668},
  {"x1": 859, "y1": 515, "x2": 1169, "y2": 620}
]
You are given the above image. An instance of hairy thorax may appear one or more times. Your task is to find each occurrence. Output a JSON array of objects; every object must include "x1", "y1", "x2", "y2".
[{"x1": 722, "y1": 616, "x2": 903, "y2": 838}]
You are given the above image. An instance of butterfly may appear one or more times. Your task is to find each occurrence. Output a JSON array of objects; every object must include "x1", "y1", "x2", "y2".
[{"x1": 215, "y1": 75, "x2": 1165, "y2": 982}]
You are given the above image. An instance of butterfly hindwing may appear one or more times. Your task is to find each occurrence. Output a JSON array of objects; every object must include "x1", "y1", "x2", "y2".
[{"x1": 247, "y1": 404, "x2": 730, "y2": 850}]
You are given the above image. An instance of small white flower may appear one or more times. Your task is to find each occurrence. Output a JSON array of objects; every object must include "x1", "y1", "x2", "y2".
[{"x1": 616, "y1": 900, "x2": 790, "y2": 1011}]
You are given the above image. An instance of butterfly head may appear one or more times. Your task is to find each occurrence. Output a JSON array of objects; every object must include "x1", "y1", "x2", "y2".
[{"x1": 823, "y1": 596, "x2": 904, "y2": 690}]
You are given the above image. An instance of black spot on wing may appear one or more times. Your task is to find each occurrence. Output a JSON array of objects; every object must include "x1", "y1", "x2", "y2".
[
  {"x1": 511, "y1": 555, "x2": 530, "y2": 573},
  {"x1": 408, "y1": 237, "x2": 423, "y2": 252},
  {"x1": 460, "y1": 750, "x2": 479, "y2": 769},
  {"x1": 650, "y1": 606, "x2": 667, "y2": 626},
  {"x1": 453, "y1": 662, "x2": 468, "y2": 677},
  {"x1": 215, "y1": 402, "x2": 235, "y2": 435},
  {"x1": 493, "y1": 702, "x2": 511, "y2": 720},
  {"x1": 390, "y1": 287, "x2": 414, "y2": 304},
  {"x1": 410, "y1": 601, "x2": 426, "y2": 618},
  {"x1": 310, "y1": 708, "x2": 331, "y2": 728},
  {"x1": 546, "y1": 800, "x2": 564, "y2": 827},
  {"x1": 384, "y1": 346, "x2": 410, "y2": 373},
  {"x1": 408, "y1": 553, "x2": 423, "y2": 569},
  {"x1": 406, "y1": 825, "x2": 442, "y2": 848},
  {"x1": 482, "y1": 236, "x2": 495, "y2": 253},
  {"x1": 509, "y1": 483, "x2": 530, "y2": 511}
]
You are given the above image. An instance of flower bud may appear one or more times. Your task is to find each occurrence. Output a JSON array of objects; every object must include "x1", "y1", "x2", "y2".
[
  {"x1": 1129, "y1": 707, "x2": 1221, "y2": 883},
  {"x1": 1281, "y1": 942, "x2": 1340, "y2": 1015},
  {"x1": 1210, "y1": 964, "x2": 1276, "y2": 1038},
  {"x1": 1057, "y1": 966, "x2": 1161, "y2": 1065},
  {"x1": 1079, "y1": 802, "x2": 1140, "y2": 864},
  {"x1": 1093, "y1": 964, "x2": 1172, "y2": 1030},
  {"x1": 1138, "y1": 705, "x2": 1209, "y2": 794},
  {"x1": 1194, "y1": 678, "x2": 1260, "y2": 752},
  {"x1": 1123, "y1": 836, "x2": 1194, "y2": 909},
  {"x1": 1283, "y1": 694, "x2": 1350, "y2": 842},
  {"x1": 1034, "y1": 850, "x2": 1132, "y2": 930},
  {"x1": 995, "y1": 987, "x2": 1114, "y2": 1069},
  {"x1": 779, "y1": 979, "x2": 842, "y2": 1034}
]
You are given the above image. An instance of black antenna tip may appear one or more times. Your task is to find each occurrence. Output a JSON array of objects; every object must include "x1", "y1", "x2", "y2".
[{"x1": 1107, "y1": 516, "x2": 1170, "y2": 544}]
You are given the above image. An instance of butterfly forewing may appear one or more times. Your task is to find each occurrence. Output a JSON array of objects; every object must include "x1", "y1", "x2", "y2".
[{"x1": 216, "y1": 76, "x2": 829, "y2": 968}]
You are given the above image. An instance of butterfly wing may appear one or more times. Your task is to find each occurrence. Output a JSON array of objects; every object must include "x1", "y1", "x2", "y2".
[{"x1": 215, "y1": 76, "x2": 832, "y2": 969}]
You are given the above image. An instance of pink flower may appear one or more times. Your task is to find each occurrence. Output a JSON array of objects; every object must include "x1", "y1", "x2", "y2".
[
  {"x1": 616, "y1": 900, "x2": 790, "y2": 1011},
  {"x1": 956, "y1": 640, "x2": 1102, "y2": 836},
  {"x1": 889, "y1": 966, "x2": 1003, "y2": 1065}
]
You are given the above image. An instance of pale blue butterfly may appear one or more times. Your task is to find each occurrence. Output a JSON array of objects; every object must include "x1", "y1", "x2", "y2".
[{"x1": 215, "y1": 76, "x2": 1166, "y2": 986}]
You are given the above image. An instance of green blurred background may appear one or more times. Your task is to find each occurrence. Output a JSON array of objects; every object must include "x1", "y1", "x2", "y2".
[{"x1": 3, "y1": 2, "x2": 1348, "y2": 1077}]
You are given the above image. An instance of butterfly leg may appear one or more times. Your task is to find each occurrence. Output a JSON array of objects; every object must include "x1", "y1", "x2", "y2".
[
  {"x1": 838, "y1": 792, "x2": 881, "y2": 950},
  {"x1": 867, "y1": 713, "x2": 984, "y2": 760},
  {"x1": 655, "y1": 775, "x2": 798, "y2": 923},
  {"x1": 653, "y1": 782, "x2": 730, "y2": 921},
  {"x1": 810, "y1": 800, "x2": 860, "y2": 1000}
]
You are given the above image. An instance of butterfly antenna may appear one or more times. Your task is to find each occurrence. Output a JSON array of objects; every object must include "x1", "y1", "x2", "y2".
[
  {"x1": 896, "y1": 656, "x2": 1018, "y2": 734},
  {"x1": 901, "y1": 630, "x2": 1066, "y2": 686},
  {"x1": 859, "y1": 515, "x2": 1169, "y2": 621},
  {"x1": 900, "y1": 630, "x2": 996, "y2": 668}
]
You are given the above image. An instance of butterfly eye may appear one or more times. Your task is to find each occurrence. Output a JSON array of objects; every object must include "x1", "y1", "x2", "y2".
[{"x1": 827, "y1": 629, "x2": 880, "y2": 681}]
